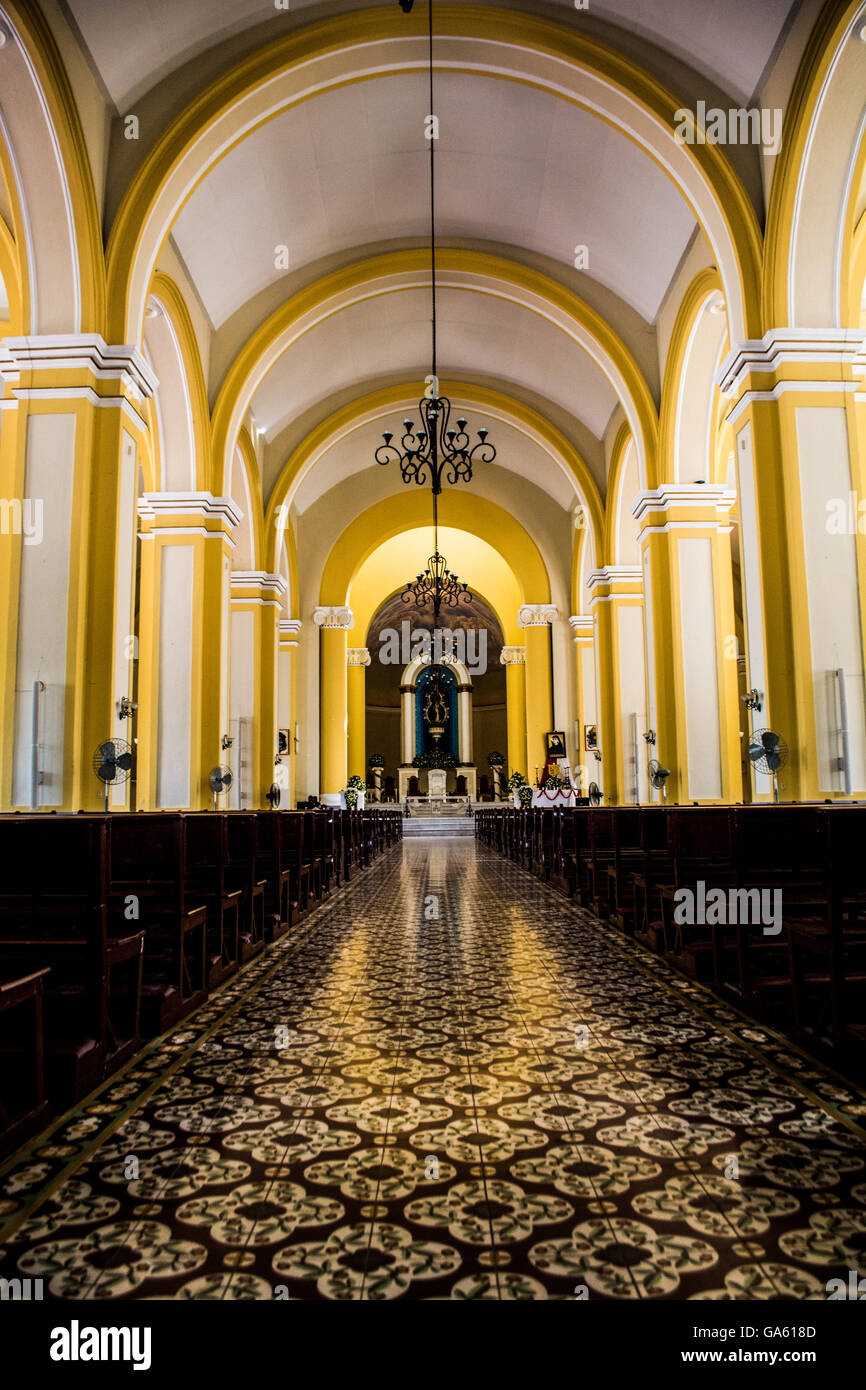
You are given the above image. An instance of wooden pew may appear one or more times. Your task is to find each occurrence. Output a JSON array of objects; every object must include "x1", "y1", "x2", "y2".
[
  {"x1": 107, "y1": 813, "x2": 207, "y2": 1037},
  {"x1": 182, "y1": 813, "x2": 244, "y2": 987},
  {"x1": 0, "y1": 967, "x2": 51, "y2": 1153},
  {"x1": 253, "y1": 811, "x2": 292, "y2": 939},
  {"x1": 787, "y1": 807, "x2": 866, "y2": 1062},
  {"x1": 224, "y1": 813, "x2": 266, "y2": 962},
  {"x1": 278, "y1": 812, "x2": 311, "y2": 922},
  {"x1": 655, "y1": 808, "x2": 735, "y2": 977},
  {"x1": 0, "y1": 815, "x2": 144, "y2": 1102}
]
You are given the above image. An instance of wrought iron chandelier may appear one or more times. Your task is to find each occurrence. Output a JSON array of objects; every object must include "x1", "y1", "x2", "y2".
[
  {"x1": 402, "y1": 491, "x2": 471, "y2": 619},
  {"x1": 375, "y1": 0, "x2": 496, "y2": 493}
]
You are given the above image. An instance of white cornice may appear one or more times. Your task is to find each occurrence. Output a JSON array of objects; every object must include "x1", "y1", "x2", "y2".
[
  {"x1": 0, "y1": 334, "x2": 158, "y2": 399},
  {"x1": 230, "y1": 570, "x2": 287, "y2": 596},
  {"x1": 280, "y1": 618, "x2": 302, "y2": 636},
  {"x1": 585, "y1": 566, "x2": 642, "y2": 591},
  {"x1": 568, "y1": 615, "x2": 593, "y2": 636},
  {"x1": 717, "y1": 329, "x2": 866, "y2": 398},
  {"x1": 631, "y1": 486, "x2": 736, "y2": 521},
  {"x1": 138, "y1": 492, "x2": 243, "y2": 527}
]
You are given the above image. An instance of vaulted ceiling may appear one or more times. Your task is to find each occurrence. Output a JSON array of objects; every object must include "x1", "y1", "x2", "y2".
[{"x1": 61, "y1": 0, "x2": 800, "y2": 527}]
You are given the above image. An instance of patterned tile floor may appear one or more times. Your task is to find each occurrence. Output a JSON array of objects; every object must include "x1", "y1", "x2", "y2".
[{"x1": 2, "y1": 838, "x2": 866, "y2": 1301}]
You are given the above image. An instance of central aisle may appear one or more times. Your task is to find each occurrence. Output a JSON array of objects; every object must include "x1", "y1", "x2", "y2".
[{"x1": 2, "y1": 838, "x2": 866, "y2": 1300}]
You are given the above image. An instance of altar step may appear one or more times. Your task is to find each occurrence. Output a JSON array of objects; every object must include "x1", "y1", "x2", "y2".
[
  {"x1": 402, "y1": 817, "x2": 476, "y2": 837},
  {"x1": 405, "y1": 801, "x2": 474, "y2": 818}
]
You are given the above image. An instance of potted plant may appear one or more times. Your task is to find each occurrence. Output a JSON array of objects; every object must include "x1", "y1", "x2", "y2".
[
  {"x1": 507, "y1": 770, "x2": 527, "y2": 807},
  {"x1": 342, "y1": 774, "x2": 366, "y2": 810},
  {"x1": 487, "y1": 751, "x2": 505, "y2": 767},
  {"x1": 517, "y1": 783, "x2": 534, "y2": 809}
]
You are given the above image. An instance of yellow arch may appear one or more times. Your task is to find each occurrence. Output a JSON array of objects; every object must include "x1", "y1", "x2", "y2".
[
  {"x1": 4, "y1": 0, "x2": 105, "y2": 333},
  {"x1": 603, "y1": 420, "x2": 635, "y2": 568},
  {"x1": 320, "y1": 491, "x2": 550, "y2": 646},
  {"x1": 105, "y1": 5, "x2": 763, "y2": 346},
  {"x1": 215, "y1": 248, "x2": 658, "y2": 496},
  {"x1": 845, "y1": 210, "x2": 866, "y2": 328},
  {"x1": 149, "y1": 271, "x2": 211, "y2": 491},
  {"x1": 234, "y1": 426, "x2": 265, "y2": 572},
  {"x1": 350, "y1": 532, "x2": 519, "y2": 648},
  {"x1": 762, "y1": 0, "x2": 863, "y2": 328},
  {"x1": 0, "y1": 215, "x2": 23, "y2": 333},
  {"x1": 658, "y1": 267, "x2": 726, "y2": 485},
  {"x1": 263, "y1": 377, "x2": 604, "y2": 572}
]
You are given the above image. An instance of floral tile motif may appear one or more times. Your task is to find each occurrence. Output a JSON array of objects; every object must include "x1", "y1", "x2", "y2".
[{"x1": 1, "y1": 838, "x2": 866, "y2": 1299}]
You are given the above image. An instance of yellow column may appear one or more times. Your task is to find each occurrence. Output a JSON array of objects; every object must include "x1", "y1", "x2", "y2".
[
  {"x1": 634, "y1": 488, "x2": 741, "y2": 805},
  {"x1": 231, "y1": 572, "x2": 286, "y2": 807},
  {"x1": 347, "y1": 646, "x2": 370, "y2": 780},
  {"x1": 518, "y1": 604, "x2": 556, "y2": 782},
  {"x1": 314, "y1": 605, "x2": 353, "y2": 802},
  {"x1": 500, "y1": 646, "x2": 526, "y2": 778},
  {"x1": 569, "y1": 615, "x2": 596, "y2": 788},
  {"x1": 719, "y1": 334, "x2": 866, "y2": 801},
  {"x1": 585, "y1": 568, "x2": 643, "y2": 804},
  {"x1": 278, "y1": 618, "x2": 302, "y2": 807},
  {"x1": 136, "y1": 494, "x2": 239, "y2": 809},
  {"x1": 0, "y1": 336, "x2": 154, "y2": 810}
]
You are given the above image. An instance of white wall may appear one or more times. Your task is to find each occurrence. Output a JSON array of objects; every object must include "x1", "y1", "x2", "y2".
[
  {"x1": 679, "y1": 536, "x2": 722, "y2": 800},
  {"x1": 12, "y1": 413, "x2": 76, "y2": 807},
  {"x1": 156, "y1": 545, "x2": 193, "y2": 808},
  {"x1": 617, "y1": 603, "x2": 648, "y2": 803},
  {"x1": 229, "y1": 607, "x2": 255, "y2": 808},
  {"x1": 797, "y1": 405, "x2": 866, "y2": 792}
]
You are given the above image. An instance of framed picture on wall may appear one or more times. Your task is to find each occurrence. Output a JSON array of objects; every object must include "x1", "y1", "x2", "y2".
[
  {"x1": 277, "y1": 729, "x2": 290, "y2": 756},
  {"x1": 545, "y1": 730, "x2": 567, "y2": 760},
  {"x1": 584, "y1": 725, "x2": 598, "y2": 750}
]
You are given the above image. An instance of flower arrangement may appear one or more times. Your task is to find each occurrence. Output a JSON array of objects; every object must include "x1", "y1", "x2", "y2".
[
  {"x1": 540, "y1": 773, "x2": 567, "y2": 791},
  {"x1": 487, "y1": 751, "x2": 505, "y2": 767},
  {"x1": 344, "y1": 787, "x2": 359, "y2": 809},
  {"x1": 346, "y1": 774, "x2": 365, "y2": 790},
  {"x1": 517, "y1": 784, "x2": 534, "y2": 808},
  {"x1": 368, "y1": 753, "x2": 385, "y2": 769},
  {"x1": 507, "y1": 770, "x2": 527, "y2": 792},
  {"x1": 413, "y1": 751, "x2": 458, "y2": 770}
]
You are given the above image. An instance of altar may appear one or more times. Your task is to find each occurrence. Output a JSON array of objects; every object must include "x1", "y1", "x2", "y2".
[
  {"x1": 398, "y1": 765, "x2": 477, "y2": 801},
  {"x1": 530, "y1": 787, "x2": 577, "y2": 808}
]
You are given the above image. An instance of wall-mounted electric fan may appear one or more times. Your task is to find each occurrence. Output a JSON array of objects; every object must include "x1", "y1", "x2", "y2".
[
  {"x1": 266, "y1": 783, "x2": 281, "y2": 809},
  {"x1": 748, "y1": 729, "x2": 788, "y2": 803},
  {"x1": 588, "y1": 782, "x2": 602, "y2": 806},
  {"x1": 649, "y1": 759, "x2": 671, "y2": 806},
  {"x1": 92, "y1": 739, "x2": 134, "y2": 811},
  {"x1": 208, "y1": 765, "x2": 233, "y2": 810}
]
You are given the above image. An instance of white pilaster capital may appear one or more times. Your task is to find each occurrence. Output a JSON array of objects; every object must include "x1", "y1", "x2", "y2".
[
  {"x1": 517, "y1": 603, "x2": 559, "y2": 628},
  {"x1": 500, "y1": 646, "x2": 526, "y2": 666},
  {"x1": 313, "y1": 605, "x2": 354, "y2": 631},
  {"x1": 0, "y1": 334, "x2": 158, "y2": 400},
  {"x1": 347, "y1": 647, "x2": 371, "y2": 667}
]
